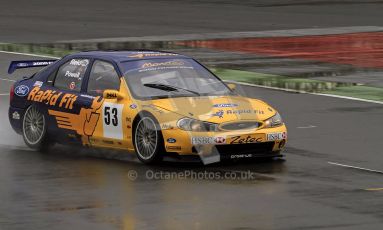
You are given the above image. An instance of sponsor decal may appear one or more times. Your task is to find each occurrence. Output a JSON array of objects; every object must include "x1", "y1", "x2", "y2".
[
  {"x1": 167, "y1": 138, "x2": 176, "y2": 143},
  {"x1": 48, "y1": 96, "x2": 104, "y2": 145},
  {"x1": 141, "y1": 60, "x2": 184, "y2": 69},
  {"x1": 268, "y1": 107, "x2": 273, "y2": 112},
  {"x1": 211, "y1": 110, "x2": 224, "y2": 118},
  {"x1": 191, "y1": 136, "x2": 226, "y2": 145},
  {"x1": 129, "y1": 104, "x2": 137, "y2": 109},
  {"x1": 17, "y1": 63, "x2": 28, "y2": 67},
  {"x1": 126, "y1": 117, "x2": 132, "y2": 123},
  {"x1": 213, "y1": 103, "x2": 238, "y2": 108},
  {"x1": 65, "y1": 71, "x2": 81, "y2": 79},
  {"x1": 192, "y1": 137, "x2": 213, "y2": 145},
  {"x1": 105, "y1": 92, "x2": 117, "y2": 99},
  {"x1": 33, "y1": 61, "x2": 55, "y2": 66},
  {"x1": 15, "y1": 85, "x2": 29, "y2": 97},
  {"x1": 167, "y1": 146, "x2": 181, "y2": 150},
  {"x1": 229, "y1": 135, "x2": 262, "y2": 144},
  {"x1": 128, "y1": 52, "x2": 179, "y2": 59},
  {"x1": 33, "y1": 81, "x2": 43, "y2": 87},
  {"x1": 226, "y1": 109, "x2": 265, "y2": 115},
  {"x1": 28, "y1": 87, "x2": 77, "y2": 109},
  {"x1": 138, "y1": 65, "x2": 192, "y2": 73},
  {"x1": 214, "y1": 136, "x2": 226, "y2": 144},
  {"x1": 70, "y1": 59, "x2": 89, "y2": 67},
  {"x1": 231, "y1": 154, "x2": 253, "y2": 159},
  {"x1": 210, "y1": 109, "x2": 264, "y2": 119},
  {"x1": 12, "y1": 111, "x2": 20, "y2": 120},
  {"x1": 267, "y1": 132, "x2": 287, "y2": 141}
]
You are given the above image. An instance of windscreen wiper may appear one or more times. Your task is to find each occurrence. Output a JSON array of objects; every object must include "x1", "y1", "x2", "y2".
[{"x1": 143, "y1": 83, "x2": 200, "y2": 96}]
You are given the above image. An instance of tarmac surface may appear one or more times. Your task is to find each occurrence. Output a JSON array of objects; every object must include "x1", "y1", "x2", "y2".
[
  {"x1": 1, "y1": 0, "x2": 383, "y2": 42},
  {"x1": 1, "y1": 51, "x2": 383, "y2": 229},
  {"x1": 1, "y1": 1, "x2": 383, "y2": 229}
]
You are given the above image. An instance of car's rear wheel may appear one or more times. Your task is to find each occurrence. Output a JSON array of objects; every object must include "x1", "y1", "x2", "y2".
[
  {"x1": 133, "y1": 115, "x2": 164, "y2": 164},
  {"x1": 22, "y1": 105, "x2": 51, "y2": 151}
]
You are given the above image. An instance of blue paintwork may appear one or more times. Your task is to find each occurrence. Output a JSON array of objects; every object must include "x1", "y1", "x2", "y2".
[
  {"x1": 8, "y1": 50, "x2": 190, "y2": 144},
  {"x1": 8, "y1": 60, "x2": 56, "y2": 74}
]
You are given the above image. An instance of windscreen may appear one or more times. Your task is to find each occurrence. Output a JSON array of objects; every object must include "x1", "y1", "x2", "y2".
[{"x1": 121, "y1": 58, "x2": 232, "y2": 100}]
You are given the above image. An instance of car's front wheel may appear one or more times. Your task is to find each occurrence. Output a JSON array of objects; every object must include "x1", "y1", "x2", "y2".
[
  {"x1": 22, "y1": 105, "x2": 51, "y2": 151},
  {"x1": 133, "y1": 115, "x2": 164, "y2": 164}
]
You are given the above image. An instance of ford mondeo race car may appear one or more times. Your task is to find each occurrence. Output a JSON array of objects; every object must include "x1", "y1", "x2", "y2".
[{"x1": 8, "y1": 50, "x2": 287, "y2": 164}]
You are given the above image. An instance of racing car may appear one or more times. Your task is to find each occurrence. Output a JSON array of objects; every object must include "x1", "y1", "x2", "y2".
[{"x1": 8, "y1": 50, "x2": 287, "y2": 164}]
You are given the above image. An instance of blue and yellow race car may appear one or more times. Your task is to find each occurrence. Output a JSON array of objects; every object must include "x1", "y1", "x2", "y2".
[{"x1": 8, "y1": 50, "x2": 287, "y2": 164}]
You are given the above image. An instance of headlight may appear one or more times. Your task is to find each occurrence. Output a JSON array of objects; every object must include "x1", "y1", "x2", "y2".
[
  {"x1": 264, "y1": 112, "x2": 283, "y2": 128},
  {"x1": 177, "y1": 118, "x2": 219, "y2": 132}
]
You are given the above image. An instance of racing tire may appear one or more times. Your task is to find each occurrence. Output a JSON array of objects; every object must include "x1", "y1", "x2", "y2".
[
  {"x1": 133, "y1": 114, "x2": 164, "y2": 164},
  {"x1": 22, "y1": 105, "x2": 52, "y2": 151}
]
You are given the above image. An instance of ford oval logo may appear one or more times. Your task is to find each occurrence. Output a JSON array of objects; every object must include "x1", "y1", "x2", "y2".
[
  {"x1": 15, "y1": 85, "x2": 30, "y2": 97},
  {"x1": 167, "y1": 138, "x2": 176, "y2": 143}
]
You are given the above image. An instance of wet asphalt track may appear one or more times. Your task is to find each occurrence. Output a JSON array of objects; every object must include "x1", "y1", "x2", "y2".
[
  {"x1": 1, "y1": 0, "x2": 383, "y2": 229},
  {"x1": 1, "y1": 51, "x2": 383, "y2": 229}
]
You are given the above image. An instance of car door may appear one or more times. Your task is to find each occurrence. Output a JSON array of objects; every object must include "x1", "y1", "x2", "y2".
[
  {"x1": 84, "y1": 59, "x2": 126, "y2": 148},
  {"x1": 42, "y1": 57, "x2": 92, "y2": 144}
]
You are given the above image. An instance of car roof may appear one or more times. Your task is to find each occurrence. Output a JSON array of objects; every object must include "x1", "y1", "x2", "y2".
[{"x1": 68, "y1": 50, "x2": 191, "y2": 63}]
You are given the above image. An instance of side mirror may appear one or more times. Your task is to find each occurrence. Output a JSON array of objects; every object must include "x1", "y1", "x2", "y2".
[
  {"x1": 227, "y1": 83, "x2": 236, "y2": 91},
  {"x1": 103, "y1": 90, "x2": 124, "y2": 100}
]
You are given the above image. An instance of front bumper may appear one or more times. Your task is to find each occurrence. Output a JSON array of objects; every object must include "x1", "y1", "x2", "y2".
[{"x1": 161, "y1": 124, "x2": 287, "y2": 158}]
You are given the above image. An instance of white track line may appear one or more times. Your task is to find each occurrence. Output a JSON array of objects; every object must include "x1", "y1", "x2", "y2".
[
  {"x1": 313, "y1": 92, "x2": 383, "y2": 105},
  {"x1": 0, "y1": 78, "x2": 16, "y2": 82},
  {"x1": 224, "y1": 80, "x2": 383, "y2": 105},
  {"x1": 0, "y1": 93, "x2": 9, "y2": 96},
  {"x1": 0, "y1": 50, "x2": 59, "y2": 59},
  {"x1": 297, "y1": 125, "x2": 317, "y2": 129},
  {"x1": 328, "y1": 162, "x2": 383, "y2": 174}
]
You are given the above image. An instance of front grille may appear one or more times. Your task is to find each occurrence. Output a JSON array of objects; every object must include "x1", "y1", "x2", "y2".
[
  {"x1": 220, "y1": 121, "x2": 261, "y2": 131},
  {"x1": 215, "y1": 142, "x2": 274, "y2": 155}
]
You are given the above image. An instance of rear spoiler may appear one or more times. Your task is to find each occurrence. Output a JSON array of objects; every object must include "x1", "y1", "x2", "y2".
[{"x1": 8, "y1": 60, "x2": 57, "y2": 74}]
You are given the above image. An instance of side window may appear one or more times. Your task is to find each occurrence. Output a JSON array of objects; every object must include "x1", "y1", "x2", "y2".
[
  {"x1": 53, "y1": 58, "x2": 90, "y2": 92},
  {"x1": 87, "y1": 60, "x2": 120, "y2": 96}
]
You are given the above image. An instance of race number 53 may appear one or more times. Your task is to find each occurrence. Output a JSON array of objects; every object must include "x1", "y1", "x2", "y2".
[
  {"x1": 103, "y1": 102, "x2": 124, "y2": 139},
  {"x1": 104, "y1": 107, "x2": 118, "y2": 126}
]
